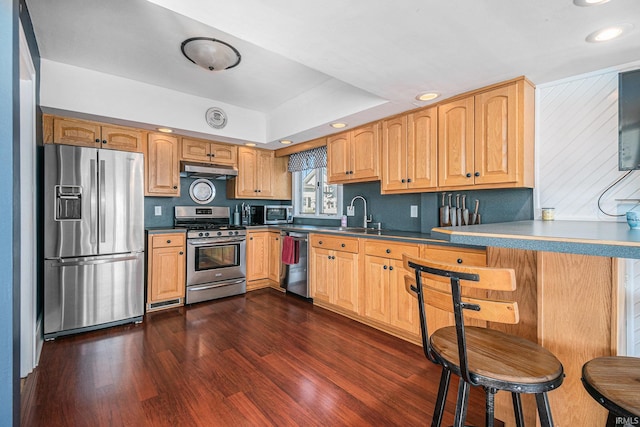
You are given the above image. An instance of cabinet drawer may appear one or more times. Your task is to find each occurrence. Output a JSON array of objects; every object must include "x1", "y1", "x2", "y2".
[
  {"x1": 364, "y1": 240, "x2": 419, "y2": 260},
  {"x1": 422, "y1": 245, "x2": 486, "y2": 266},
  {"x1": 151, "y1": 233, "x2": 185, "y2": 249},
  {"x1": 310, "y1": 234, "x2": 359, "y2": 253}
]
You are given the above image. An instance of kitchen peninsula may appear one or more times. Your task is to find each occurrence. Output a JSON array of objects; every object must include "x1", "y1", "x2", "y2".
[{"x1": 431, "y1": 220, "x2": 640, "y2": 427}]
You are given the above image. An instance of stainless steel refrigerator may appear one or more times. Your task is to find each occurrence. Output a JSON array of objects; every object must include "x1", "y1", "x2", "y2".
[{"x1": 44, "y1": 144, "x2": 145, "y2": 339}]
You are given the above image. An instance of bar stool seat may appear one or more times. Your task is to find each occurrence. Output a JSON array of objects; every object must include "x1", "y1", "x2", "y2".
[{"x1": 582, "y1": 356, "x2": 640, "y2": 422}]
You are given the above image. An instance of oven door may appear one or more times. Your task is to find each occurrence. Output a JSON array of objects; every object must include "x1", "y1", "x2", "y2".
[{"x1": 186, "y1": 237, "x2": 246, "y2": 286}]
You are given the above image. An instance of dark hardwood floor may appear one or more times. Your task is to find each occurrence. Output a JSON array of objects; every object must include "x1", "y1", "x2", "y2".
[{"x1": 21, "y1": 289, "x2": 489, "y2": 426}]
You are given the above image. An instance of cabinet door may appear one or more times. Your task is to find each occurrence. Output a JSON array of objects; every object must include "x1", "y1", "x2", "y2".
[
  {"x1": 271, "y1": 156, "x2": 292, "y2": 200},
  {"x1": 268, "y1": 232, "x2": 281, "y2": 283},
  {"x1": 351, "y1": 124, "x2": 380, "y2": 181},
  {"x1": 334, "y1": 251, "x2": 359, "y2": 313},
  {"x1": 389, "y1": 258, "x2": 420, "y2": 336},
  {"x1": 311, "y1": 247, "x2": 332, "y2": 303},
  {"x1": 363, "y1": 255, "x2": 390, "y2": 323},
  {"x1": 146, "y1": 133, "x2": 179, "y2": 196},
  {"x1": 247, "y1": 232, "x2": 269, "y2": 281},
  {"x1": 148, "y1": 234, "x2": 186, "y2": 304},
  {"x1": 474, "y1": 84, "x2": 518, "y2": 185},
  {"x1": 327, "y1": 132, "x2": 351, "y2": 183},
  {"x1": 181, "y1": 138, "x2": 211, "y2": 163},
  {"x1": 381, "y1": 116, "x2": 408, "y2": 191},
  {"x1": 407, "y1": 107, "x2": 438, "y2": 190},
  {"x1": 235, "y1": 147, "x2": 258, "y2": 197},
  {"x1": 256, "y1": 150, "x2": 275, "y2": 197},
  {"x1": 438, "y1": 97, "x2": 475, "y2": 188},
  {"x1": 53, "y1": 118, "x2": 101, "y2": 148},
  {"x1": 101, "y1": 125, "x2": 142, "y2": 152},
  {"x1": 209, "y1": 142, "x2": 237, "y2": 166}
]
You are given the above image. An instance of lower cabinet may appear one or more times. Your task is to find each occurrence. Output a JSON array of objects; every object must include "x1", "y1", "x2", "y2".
[
  {"x1": 309, "y1": 234, "x2": 360, "y2": 315},
  {"x1": 268, "y1": 231, "x2": 282, "y2": 284},
  {"x1": 146, "y1": 232, "x2": 186, "y2": 312},
  {"x1": 246, "y1": 230, "x2": 282, "y2": 290},
  {"x1": 363, "y1": 240, "x2": 421, "y2": 339}
]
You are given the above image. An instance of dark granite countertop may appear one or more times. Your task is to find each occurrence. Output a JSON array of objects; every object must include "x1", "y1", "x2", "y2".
[{"x1": 431, "y1": 220, "x2": 640, "y2": 259}]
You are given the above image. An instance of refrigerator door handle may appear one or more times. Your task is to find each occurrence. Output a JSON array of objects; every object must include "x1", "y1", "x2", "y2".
[
  {"x1": 99, "y1": 159, "x2": 106, "y2": 243},
  {"x1": 49, "y1": 253, "x2": 142, "y2": 267},
  {"x1": 90, "y1": 159, "x2": 97, "y2": 244}
]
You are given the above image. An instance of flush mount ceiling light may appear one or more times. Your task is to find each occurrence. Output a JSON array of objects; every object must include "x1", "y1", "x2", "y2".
[
  {"x1": 330, "y1": 122, "x2": 347, "y2": 129},
  {"x1": 181, "y1": 37, "x2": 241, "y2": 71},
  {"x1": 415, "y1": 92, "x2": 439, "y2": 101},
  {"x1": 586, "y1": 23, "x2": 633, "y2": 42},
  {"x1": 279, "y1": 140, "x2": 292, "y2": 145},
  {"x1": 573, "y1": 0, "x2": 611, "y2": 6}
]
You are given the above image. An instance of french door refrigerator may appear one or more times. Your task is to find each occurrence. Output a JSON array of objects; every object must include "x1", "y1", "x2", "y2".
[{"x1": 44, "y1": 144, "x2": 145, "y2": 339}]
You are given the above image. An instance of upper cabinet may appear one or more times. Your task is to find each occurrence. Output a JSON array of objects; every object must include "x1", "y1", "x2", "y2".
[
  {"x1": 327, "y1": 123, "x2": 380, "y2": 184},
  {"x1": 44, "y1": 115, "x2": 143, "y2": 152},
  {"x1": 181, "y1": 137, "x2": 237, "y2": 167},
  {"x1": 381, "y1": 107, "x2": 438, "y2": 193},
  {"x1": 227, "y1": 147, "x2": 292, "y2": 200},
  {"x1": 438, "y1": 78, "x2": 534, "y2": 190},
  {"x1": 145, "y1": 133, "x2": 180, "y2": 197}
]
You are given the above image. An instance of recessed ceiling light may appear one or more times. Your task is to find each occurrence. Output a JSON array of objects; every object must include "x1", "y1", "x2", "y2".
[
  {"x1": 586, "y1": 23, "x2": 633, "y2": 42},
  {"x1": 245, "y1": 143, "x2": 256, "y2": 147},
  {"x1": 279, "y1": 140, "x2": 292, "y2": 145},
  {"x1": 157, "y1": 127, "x2": 173, "y2": 133},
  {"x1": 415, "y1": 92, "x2": 439, "y2": 101},
  {"x1": 330, "y1": 122, "x2": 347, "y2": 129},
  {"x1": 573, "y1": 0, "x2": 611, "y2": 6}
]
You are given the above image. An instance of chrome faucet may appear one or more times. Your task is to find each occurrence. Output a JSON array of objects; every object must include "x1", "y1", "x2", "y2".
[{"x1": 349, "y1": 195, "x2": 372, "y2": 228}]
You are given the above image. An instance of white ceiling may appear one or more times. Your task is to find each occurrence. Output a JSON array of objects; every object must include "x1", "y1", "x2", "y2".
[{"x1": 26, "y1": 0, "x2": 640, "y2": 148}]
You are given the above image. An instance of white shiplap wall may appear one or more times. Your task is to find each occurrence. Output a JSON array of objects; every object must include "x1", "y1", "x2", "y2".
[{"x1": 536, "y1": 61, "x2": 640, "y2": 356}]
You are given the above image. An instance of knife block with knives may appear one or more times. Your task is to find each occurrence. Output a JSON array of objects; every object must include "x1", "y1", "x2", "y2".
[{"x1": 439, "y1": 194, "x2": 480, "y2": 226}]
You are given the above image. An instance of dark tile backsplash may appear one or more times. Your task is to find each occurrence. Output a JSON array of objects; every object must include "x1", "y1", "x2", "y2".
[{"x1": 145, "y1": 177, "x2": 533, "y2": 233}]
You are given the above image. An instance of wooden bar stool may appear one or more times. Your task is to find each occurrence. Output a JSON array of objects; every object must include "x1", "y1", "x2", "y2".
[
  {"x1": 403, "y1": 254, "x2": 564, "y2": 427},
  {"x1": 581, "y1": 356, "x2": 640, "y2": 426}
]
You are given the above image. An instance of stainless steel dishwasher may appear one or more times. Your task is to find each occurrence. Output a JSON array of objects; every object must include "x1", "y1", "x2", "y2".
[{"x1": 279, "y1": 230, "x2": 310, "y2": 299}]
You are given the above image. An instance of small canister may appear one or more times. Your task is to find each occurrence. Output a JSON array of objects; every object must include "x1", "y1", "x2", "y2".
[{"x1": 541, "y1": 207, "x2": 555, "y2": 221}]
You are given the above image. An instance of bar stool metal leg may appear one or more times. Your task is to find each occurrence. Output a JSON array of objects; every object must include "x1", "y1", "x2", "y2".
[
  {"x1": 485, "y1": 387, "x2": 496, "y2": 427},
  {"x1": 431, "y1": 368, "x2": 451, "y2": 427},
  {"x1": 512, "y1": 393, "x2": 524, "y2": 427},
  {"x1": 535, "y1": 393, "x2": 554, "y2": 427},
  {"x1": 453, "y1": 381, "x2": 470, "y2": 427}
]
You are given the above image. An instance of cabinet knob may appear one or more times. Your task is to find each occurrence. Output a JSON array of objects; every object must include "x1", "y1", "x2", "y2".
[
  {"x1": 318, "y1": 241, "x2": 323, "y2": 245},
  {"x1": 328, "y1": 255, "x2": 331, "y2": 259},
  {"x1": 275, "y1": 238, "x2": 279, "y2": 241},
  {"x1": 466, "y1": 173, "x2": 472, "y2": 178},
  {"x1": 401, "y1": 179, "x2": 406, "y2": 183},
  {"x1": 407, "y1": 178, "x2": 412, "y2": 183},
  {"x1": 457, "y1": 258, "x2": 463, "y2": 264},
  {"x1": 345, "y1": 171, "x2": 349, "y2": 175},
  {"x1": 474, "y1": 172, "x2": 480, "y2": 177},
  {"x1": 383, "y1": 265, "x2": 388, "y2": 270},
  {"x1": 341, "y1": 243, "x2": 345, "y2": 247},
  {"x1": 95, "y1": 138, "x2": 100, "y2": 143},
  {"x1": 211, "y1": 153, "x2": 215, "y2": 157},
  {"x1": 173, "y1": 186, "x2": 178, "y2": 189},
  {"x1": 179, "y1": 251, "x2": 184, "y2": 255},
  {"x1": 207, "y1": 153, "x2": 212, "y2": 157},
  {"x1": 389, "y1": 266, "x2": 394, "y2": 271},
  {"x1": 102, "y1": 140, "x2": 107, "y2": 144},
  {"x1": 166, "y1": 240, "x2": 171, "y2": 243},
  {"x1": 386, "y1": 249, "x2": 391, "y2": 254},
  {"x1": 350, "y1": 170, "x2": 354, "y2": 174}
]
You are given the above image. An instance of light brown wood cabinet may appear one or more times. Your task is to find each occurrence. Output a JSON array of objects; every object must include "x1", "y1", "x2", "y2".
[
  {"x1": 438, "y1": 78, "x2": 534, "y2": 190},
  {"x1": 268, "y1": 231, "x2": 282, "y2": 284},
  {"x1": 146, "y1": 233, "x2": 186, "y2": 311},
  {"x1": 227, "y1": 147, "x2": 292, "y2": 200},
  {"x1": 145, "y1": 133, "x2": 180, "y2": 197},
  {"x1": 309, "y1": 234, "x2": 359, "y2": 314},
  {"x1": 44, "y1": 115, "x2": 143, "y2": 152},
  {"x1": 181, "y1": 137, "x2": 237, "y2": 167},
  {"x1": 327, "y1": 123, "x2": 380, "y2": 184},
  {"x1": 247, "y1": 230, "x2": 270, "y2": 282},
  {"x1": 362, "y1": 240, "x2": 421, "y2": 337},
  {"x1": 381, "y1": 107, "x2": 437, "y2": 194}
]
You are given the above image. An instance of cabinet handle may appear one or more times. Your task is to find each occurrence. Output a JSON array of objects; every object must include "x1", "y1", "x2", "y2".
[
  {"x1": 386, "y1": 249, "x2": 391, "y2": 254},
  {"x1": 389, "y1": 266, "x2": 394, "y2": 271},
  {"x1": 327, "y1": 255, "x2": 331, "y2": 259},
  {"x1": 173, "y1": 186, "x2": 178, "y2": 189},
  {"x1": 211, "y1": 153, "x2": 215, "y2": 157},
  {"x1": 250, "y1": 237, "x2": 253, "y2": 240},
  {"x1": 407, "y1": 178, "x2": 412, "y2": 183},
  {"x1": 383, "y1": 265, "x2": 388, "y2": 270},
  {"x1": 95, "y1": 138, "x2": 100, "y2": 143},
  {"x1": 179, "y1": 251, "x2": 184, "y2": 255},
  {"x1": 207, "y1": 153, "x2": 212, "y2": 157},
  {"x1": 341, "y1": 243, "x2": 345, "y2": 247},
  {"x1": 474, "y1": 172, "x2": 480, "y2": 177},
  {"x1": 102, "y1": 139, "x2": 107, "y2": 144},
  {"x1": 350, "y1": 170, "x2": 354, "y2": 174},
  {"x1": 457, "y1": 258, "x2": 463, "y2": 264},
  {"x1": 345, "y1": 171, "x2": 349, "y2": 175},
  {"x1": 466, "y1": 173, "x2": 472, "y2": 178},
  {"x1": 166, "y1": 240, "x2": 171, "y2": 244},
  {"x1": 275, "y1": 238, "x2": 279, "y2": 241},
  {"x1": 319, "y1": 241, "x2": 323, "y2": 244},
  {"x1": 401, "y1": 179, "x2": 406, "y2": 183}
]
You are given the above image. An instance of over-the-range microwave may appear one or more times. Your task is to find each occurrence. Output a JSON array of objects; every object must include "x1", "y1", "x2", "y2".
[{"x1": 250, "y1": 205, "x2": 293, "y2": 225}]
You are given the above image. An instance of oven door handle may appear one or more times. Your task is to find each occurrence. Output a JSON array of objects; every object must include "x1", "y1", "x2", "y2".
[
  {"x1": 189, "y1": 280, "x2": 245, "y2": 292},
  {"x1": 188, "y1": 238, "x2": 246, "y2": 246}
]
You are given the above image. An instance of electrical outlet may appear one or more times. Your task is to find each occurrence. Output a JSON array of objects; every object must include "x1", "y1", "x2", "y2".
[
  {"x1": 154, "y1": 206, "x2": 162, "y2": 216},
  {"x1": 347, "y1": 206, "x2": 355, "y2": 216},
  {"x1": 410, "y1": 205, "x2": 418, "y2": 218}
]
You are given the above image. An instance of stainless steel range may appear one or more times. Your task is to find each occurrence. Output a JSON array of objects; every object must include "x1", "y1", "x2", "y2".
[{"x1": 175, "y1": 206, "x2": 246, "y2": 304}]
